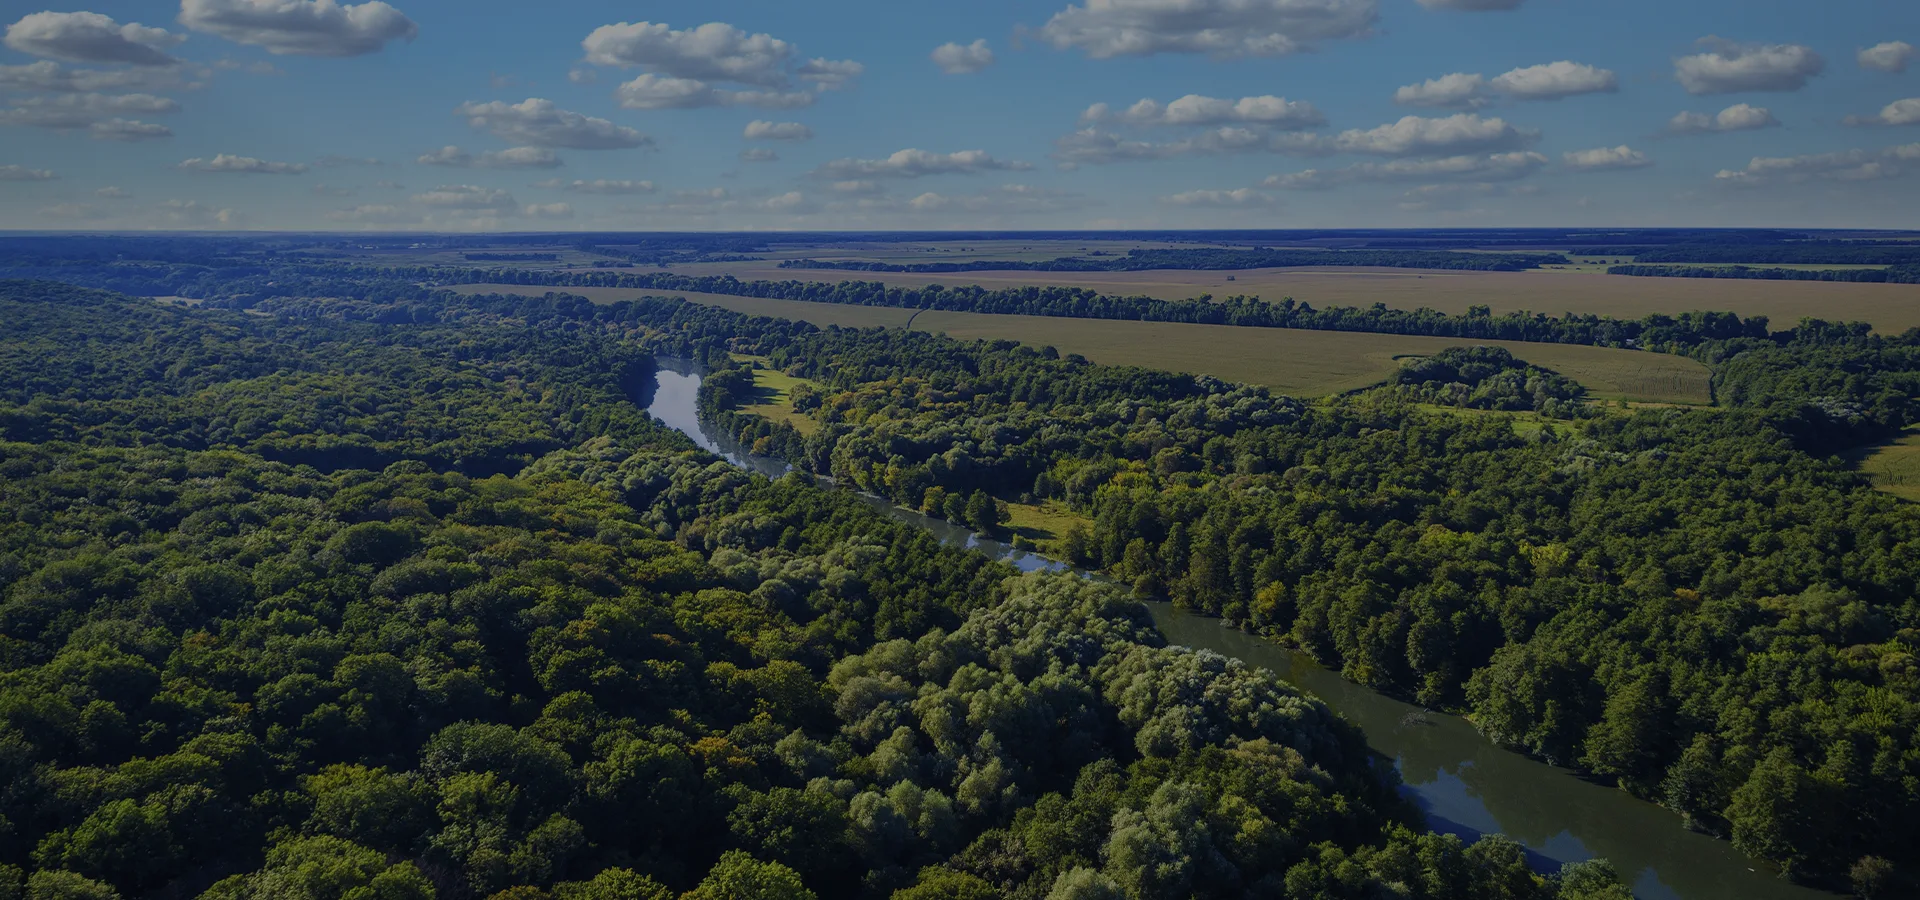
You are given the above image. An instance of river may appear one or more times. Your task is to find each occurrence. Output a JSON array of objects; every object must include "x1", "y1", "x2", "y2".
[{"x1": 642, "y1": 359, "x2": 1834, "y2": 900}]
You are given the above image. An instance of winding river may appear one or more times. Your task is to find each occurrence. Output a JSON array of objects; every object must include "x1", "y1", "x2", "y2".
[{"x1": 642, "y1": 359, "x2": 1833, "y2": 900}]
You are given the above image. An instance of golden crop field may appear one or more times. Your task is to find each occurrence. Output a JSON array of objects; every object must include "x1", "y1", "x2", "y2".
[
  {"x1": 665, "y1": 262, "x2": 1920, "y2": 334},
  {"x1": 1848, "y1": 429, "x2": 1920, "y2": 502},
  {"x1": 450, "y1": 282, "x2": 1712, "y2": 403},
  {"x1": 907, "y1": 311, "x2": 1712, "y2": 403}
]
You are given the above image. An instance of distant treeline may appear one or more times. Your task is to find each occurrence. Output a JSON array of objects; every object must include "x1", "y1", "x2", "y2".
[
  {"x1": 1583, "y1": 242, "x2": 1920, "y2": 266},
  {"x1": 1610, "y1": 264, "x2": 1920, "y2": 284},
  {"x1": 461, "y1": 253, "x2": 559, "y2": 261},
  {"x1": 779, "y1": 247, "x2": 1565, "y2": 273}
]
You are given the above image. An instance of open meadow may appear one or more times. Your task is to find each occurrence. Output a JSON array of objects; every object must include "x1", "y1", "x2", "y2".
[
  {"x1": 664, "y1": 261, "x2": 1920, "y2": 333},
  {"x1": 1848, "y1": 428, "x2": 1920, "y2": 502}
]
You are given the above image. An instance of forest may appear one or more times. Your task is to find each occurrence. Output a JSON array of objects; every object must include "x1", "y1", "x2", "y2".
[
  {"x1": 320, "y1": 285, "x2": 1920, "y2": 893},
  {"x1": 0, "y1": 281, "x2": 1643, "y2": 900},
  {"x1": 1608, "y1": 265, "x2": 1920, "y2": 284}
]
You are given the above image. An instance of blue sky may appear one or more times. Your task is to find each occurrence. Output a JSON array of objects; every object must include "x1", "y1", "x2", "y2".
[{"x1": 1, "y1": 0, "x2": 1916, "y2": 230}]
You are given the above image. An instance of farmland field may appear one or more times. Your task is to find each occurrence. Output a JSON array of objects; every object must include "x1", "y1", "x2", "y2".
[
  {"x1": 1848, "y1": 429, "x2": 1920, "y2": 502},
  {"x1": 664, "y1": 261, "x2": 1920, "y2": 333},
  {"x1": 907, "y1": 310, "x2": 1713, "y2": 402}
]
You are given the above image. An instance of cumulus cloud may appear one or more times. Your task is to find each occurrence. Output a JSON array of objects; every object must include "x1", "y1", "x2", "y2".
[
  {"x1": 1675, "y1": 39, "x2": 1824, "y2": 95},
  {"x1": 413, "y1": 184, "x2": 514, "y2": 208},
  {"x1": 796, "y1": 58, "x2": 863, "y2": 88},
  {"x1": 583, "y1": 21, "x2": 795, "y2": 85},
  {"x1": 1413, "y1": 0, "x2": 1524, "y2": 9},
  {"x1": 1393, "y1": 73, "x2": 1488, "y2": 109},
  {"x1": 456, "y1": 98, "x2": 650, "y2": 150},
  {"x1": 1844, "y1": 98, "x2": 1920, "y2": 127},
  {"x1": 417, "y1": 145, "x2": 562, "y2": 169},
  {"x1": 179, "y1": 0, "x2": 418, "y2": 57},
  {"x1": 743, "y1": 120, "x2": 813, "y2": 141},
  {"x1": 814, "y1": 148, "x2": 1032, "y2": 179},
  {"x1": 1395, "y1": 62, "x2": 1614, "y2": 108},
  {"x1": 1333, "y1": 113, "x2": 1535, "y2": 157},
  {"x1": 1563, "y1": 145, "x2": 1652, "y2": 171},
  {"x1": 932, "y1": 39, "x2": 994, "y2": 74},
  {"x1": 612, "y1": 73, "x2": 816, "y2": 110},
  {"x1": 90, "y1": 119, "x2": 171, "y2": 141},
  {"x1": 0, "y1": 93, "x2": 179, "y2": 131},
  {"x1": 1859, "y1": 41, "x2": 1915, "y2": 74},
  {"x1": 0, "y1": 60, "x2": 201, "y2": 93},
  {"x1": 1052, "y1": 126, "x2": 1283, "y2": 165},
  {"x1": 1715, "y1": 143, "x2": 1920, "y2": 185},
  {"x1": 1263, "y1": 151, "x2": 1547, "y2": 188},
  {"x1": 1489, "y1": 61, "x2": 1617, "y2": 100},
  {"x1": 1036, "y1": 0, "x2": 1377, "y2": 59},
  {"x1": 178, "y1": 154, "x2": 309, "y2": 174},
  {"x1": 740, "y1": 148, "x2": 778, "y2": 162},
  {"x1": 533, "y1": 179, "x2": 657, "y2": 195},
  {"x1": 1081, "y1": 94, "x2": 1324, "y2": 128},
  {"x1": 1161, "y1": 187, "x2": 1278, "y2": 208},
  {"x1": 0, "y1": 164, "x2": 56, "y2": 181},
  {"x1": 3, "y1": 11, "x2": 182, "y2": 66},
  {"x1": 1667, "y1": 103, "x2": 1779, "y2": 134}
]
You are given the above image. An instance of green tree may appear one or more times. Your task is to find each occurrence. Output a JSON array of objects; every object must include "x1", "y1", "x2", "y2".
[{"x1": 682, "y1": 852, "x2": 816, "y2": 900}]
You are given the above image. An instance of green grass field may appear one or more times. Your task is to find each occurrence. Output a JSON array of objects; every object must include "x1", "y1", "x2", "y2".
[
  {"x1": 1848, "y1": 429, "x2": 1920, "y2": 502},
  {"x1": 729, "y1": 354, "x2": 820, "y2": 435}
]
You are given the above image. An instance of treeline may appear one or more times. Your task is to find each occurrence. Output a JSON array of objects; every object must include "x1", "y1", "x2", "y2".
[
  {"x1": 0, "y1": 282, "x2": 1634, "y2": 900},
  {"x1": 463, "y1": 253, "x2": 561, "y2": 262},
  {"x1": 1601, "y1": 242, "x2": 1920, "y2": 266},
  {"x1": 779, "y1": 248, "x2": 1564, "y2": 273},
  {"x1": 1610, "y1": 264, "x2": 1920, "y2": 284}
]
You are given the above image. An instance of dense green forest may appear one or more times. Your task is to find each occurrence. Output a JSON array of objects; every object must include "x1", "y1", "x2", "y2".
[
  {"x1": 1609, "y1": 244, "x2": 1920, "y2": 266},
  {"x1": 776, "y1": 248, "x2": 1565, "y2": 273},
  {"x1": 0, "y1": 282, "x2": 1640, "y2": 900},
  {"x1": 353, "y1": 287, "x2": 1920, "y2": 890}
]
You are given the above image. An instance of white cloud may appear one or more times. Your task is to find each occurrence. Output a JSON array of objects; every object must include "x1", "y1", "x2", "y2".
[
  {"x1": 1489, "y1": 61, "x2": 1617, "y2": 100},
  {"x1": 897, "y1": 184, "x2": 1096, "y2": 215},
  {"x1": 1675, "y1": 40, "x2": 1824, "y2": 95},
  {"x1": 456, "y1": 98, "x2": 650, "y2": 150},
  {"x1": 1715, "y1": 143, "x2": 1920, "y2": 185},
  {"x1": 0, "y1": 60, "x2": 199, "y2": 92},
  {"x1": 764, "y1": 191, "x2": 809, "y2": 211},
  {"x1": 1052, "y1": 126, "x2": 1283, "y2": 165},
  {"x1": 1668, "y1": 103, "x2": 1779, "y2": 134},
  {"x1": 88, "y1": 118, "x2": 170, "y2": 141},
  {"x1": 1333, "y1": 114, "x2": 1535, "y2": 157},
  {"x1": 743, "y1": 120, "x2": 813, "y2": 141},
  {"x1": 1413, "y1": 0, "x2": 1524, "y2": 9},
  {"x1": 740, "y1": 148, "x2": 778, "y2": 162},
  {"x1": 534, "y1": 179, "x2": 656, "y2": 195},
  {"x1": 0, "y1": 93, "x2": 179, "y2": 131},
  {"x1": 95, "y1": 186, "x2": 129, "y2": 197},
  {"x1": 1844, "y1": 98, "x2": 1920, "y2": 127},
  {"x1": 815, "y1": 148, "x2": 1033, "y2": 179},
  {"x1": 1264, "y1": 151, "x2": 1547, "y2": 188},
  {"x1": 413, "y1": 184, "x2": 514, "y2": 208},
  {"x1": 932, "y1": 39, "x2": 994, "y2": 74},
  {"x1": 417, "y1": 145, "x2": 563, "y2": 169},
  {"x1": 1393, "y1": 73, "x2": 1488, "y2": 109},
  {"x1": 1859, "y1": 41, "x2": 1915, "y2": 74},
  {"x1": 1160, "y1": 188, "x2": 1278, "y2": 207},
  {"x1": 583, "y1": 21, "x2": 796, "y2": 85},
  {"x1": 3, "y1": 11, "x2": 182, "y2": 66},
  {"x1": 179, "y1": 154, "x2": 309, "y2": 174},
  {"x1": 1082, "y1": 94, "x2": 1324, "y2": 128},
  {"x1": 612, "y1": 74, "x2": 816, "y2": 110},
  {"x1": 796, "y1": 58, "x2": 862, "y2": 89},
  {"x1": 1563, "y1": 145, "x2": 1651, "y2": 171},
  {"x1": 0, "y1": 164, "x2": 56, "y2": 181},
  {"x1": 1036, "y1": 0, "x2": 1378, "y2": 59},
  {"x1": 179, "y1": 0, "x2": 418, "y2": 57},
  {"x1": 521, "y1": 202, "x2": 572, "y2": 219}
]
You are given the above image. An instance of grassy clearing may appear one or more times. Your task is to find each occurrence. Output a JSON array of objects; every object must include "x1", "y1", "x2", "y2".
[
  {"x1": 1847, "y1": 429, "x2": 1920, "y2": 502},
  {"x1": 1004, "y1": 499, "x2": 1093, "y2": 547},
  {"x1": 670, "y1": 262, "x2": 1920, "y2": 334},
  {"x1": 909, "y1": 310, "x2": 1712, "y2": 404},
  {"x1": 729, "y1": 354, "x2": 820, "y2": 435}
]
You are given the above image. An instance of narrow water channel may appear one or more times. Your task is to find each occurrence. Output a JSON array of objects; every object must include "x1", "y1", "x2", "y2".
[{"x1": 642, "y1": 359, "x2": 1835, "y2": 900}]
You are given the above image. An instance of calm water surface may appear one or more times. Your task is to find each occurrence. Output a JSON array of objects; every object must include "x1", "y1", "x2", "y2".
[{"x1": 641, "y1": 359, "x2": 1834, "y2": 900}]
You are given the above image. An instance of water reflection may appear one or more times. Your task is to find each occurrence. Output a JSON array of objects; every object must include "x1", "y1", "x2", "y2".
[{"x1": 640, "y1": 358, "x2": 1835, "y2": 900}]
